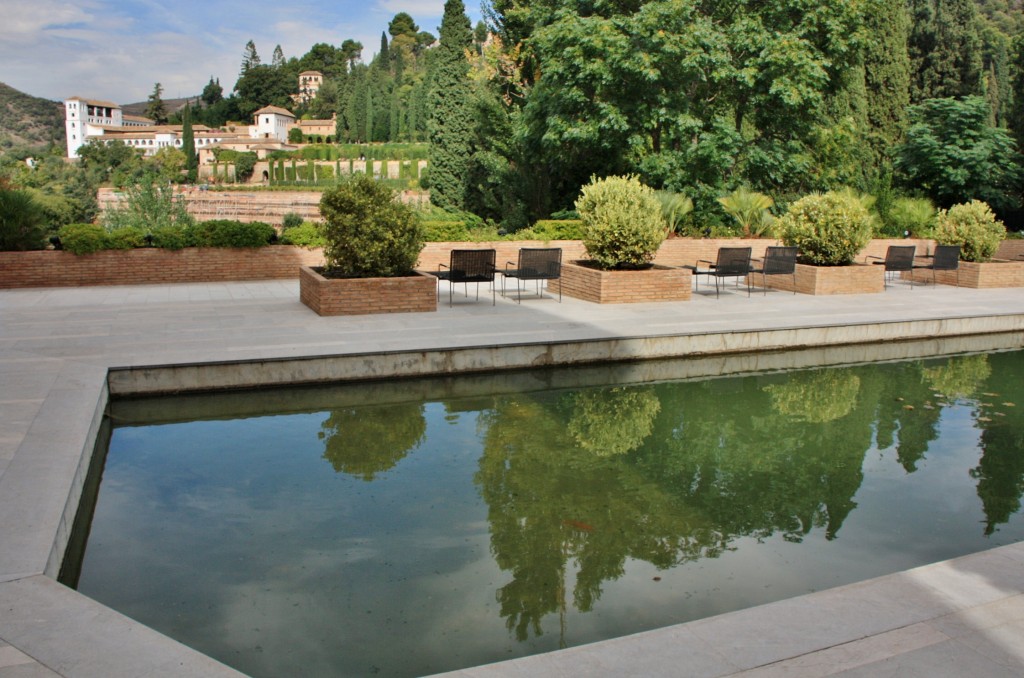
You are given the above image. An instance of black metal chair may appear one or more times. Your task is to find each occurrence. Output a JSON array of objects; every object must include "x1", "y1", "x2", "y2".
[
  {"x1": 868, "y1": 245, "x2": 917, "y2": 288},
  {"x1": 502, "y1": 248, "x2": 562, "y2": 303},
  {"x1": 430, "y1": 249, "x2": 496, "y2": 306},
  {"x1": 685, "y1": 247, "x2": 753, "y2": 297},
  {"x1": 750, "y1": 246, "x2": 798, "y2": 295},
  {"x1": 915, "y1": 244, "x2": 961, "y2": 287}
]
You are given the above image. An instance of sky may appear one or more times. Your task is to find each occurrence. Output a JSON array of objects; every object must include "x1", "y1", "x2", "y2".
[{"x1": 0, "y1": 0, "x2": 479, "y2": 105}]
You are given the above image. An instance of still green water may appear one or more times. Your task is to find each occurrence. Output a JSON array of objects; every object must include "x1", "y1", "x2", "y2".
[{"x1": 68, "y1": 346, "x2": 1024, "y2": 678}]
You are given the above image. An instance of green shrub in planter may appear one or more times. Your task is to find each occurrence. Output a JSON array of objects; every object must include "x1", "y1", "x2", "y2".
[
  {"x1": 58, "y1": 223, "x2": 107, "y2": 254},
  {"x1": 104, "y1": 227, "x2": 146, "y2": 250},
  {"x1": 280, "y1": 222, "x2": 326, "y2": 248},
  {"x1": 933, "y1": 200, "x2": 1006, "y2": 262},
  {"x1": 512, "y1": 219, "x2": 584, "y2": 241},
  {"x1": 421, "y1": 220, "x2": 469, "y2": 241},
  {"x1": 149, "y1": 225, "x2": 188, "y2": 250},
  {"x1": 185, "y1": 220, "x2": 275, "y2": 248},
  {"x1": 777, "y1": 191, "x2": 873, "y2": 266},
  {"x1": 575, "y1": 175, "x2": 664, "y2": 270},
  {"x1": 319, "y1": 174, "x2": 423, "y2": 277}
]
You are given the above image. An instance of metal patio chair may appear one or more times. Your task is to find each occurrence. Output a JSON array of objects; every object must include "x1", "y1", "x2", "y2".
[
  {"x1": 429, "y1": 249, "x2": 497, "y2": 306},
  {"x1": 685, "y1": 247, "x2": 753, "y2": 298},
  {"x1": 750, "y1": 246, "x2": 798, "y2": 295},
  {"x1": 868, "y1": 245, "x2": 917, "y2": 289},
  {"x1": 915, "y1": 244, "x2": 961, "y2": 287},
  {"x1": 502, "y1": 248, "x2": 562, "y2": 303}
]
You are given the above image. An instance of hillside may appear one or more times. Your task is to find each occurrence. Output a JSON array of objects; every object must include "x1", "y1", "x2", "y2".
[{"x1": 0, "y1": 82, "x2": 64, "y2": 149}]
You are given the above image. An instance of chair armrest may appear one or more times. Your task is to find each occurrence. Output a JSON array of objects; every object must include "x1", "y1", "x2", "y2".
[{"x1": 865, "y1": 255, "x2": 882, "y2": 261}]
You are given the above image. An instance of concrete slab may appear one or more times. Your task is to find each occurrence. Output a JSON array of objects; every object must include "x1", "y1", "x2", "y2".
[{"x1": 1, "y1": 278, "x2": 1024, "y2": 677}]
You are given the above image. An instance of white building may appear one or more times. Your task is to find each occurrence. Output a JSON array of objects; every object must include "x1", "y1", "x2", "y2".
[
  {"x1": 249, "y1": 106, "x2": 296, "y2": 142},
  {"x1": 65, "y1": 97, "x2": 132, "y2": 158}
]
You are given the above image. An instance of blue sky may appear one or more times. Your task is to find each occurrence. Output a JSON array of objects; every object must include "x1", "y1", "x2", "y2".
[{"x1": 0, "y1": 0, "x2": 477, "y2": 104}]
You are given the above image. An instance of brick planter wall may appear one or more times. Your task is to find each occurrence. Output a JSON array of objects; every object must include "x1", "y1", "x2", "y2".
[
  {"x1": 907, "y1": 260, "x2": 1024, "y2": 288},
  {"x1": 761, "y1": 263, "x2": 885, "y2": 295},
  {"x1": 0, "y1": 247, "x2": 324, "y2": 289},
  {"x1": 995, "y1": 240, "x2": 1024, "y2": 262},
  {"x1": 299, "y1": 266, "x2": 437, "y2": 315},
  {"x1": 549, "y1": 261, "x2": 691, "y2": 303}
]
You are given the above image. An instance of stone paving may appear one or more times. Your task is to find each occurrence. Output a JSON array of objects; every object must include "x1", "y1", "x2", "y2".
[{"x1": 1, "y1": 276, "x2": 1024, "y2": 677}]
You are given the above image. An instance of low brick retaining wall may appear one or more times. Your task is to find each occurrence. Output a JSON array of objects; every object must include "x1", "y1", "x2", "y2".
[
  {"x1": 0, "y1": 247, "x2": 324, "y2": 289},
  {"x1": 764, "y1": 263, "x2": 885, "y2": 295},
  {"x1": 908, "y1": 259, "x2": 1024, "y2": 288}
]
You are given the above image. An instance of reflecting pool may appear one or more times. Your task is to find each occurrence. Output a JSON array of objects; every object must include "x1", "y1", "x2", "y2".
[{"x1": 65, "y1": 342, "x2": 1024, "y2": 678}]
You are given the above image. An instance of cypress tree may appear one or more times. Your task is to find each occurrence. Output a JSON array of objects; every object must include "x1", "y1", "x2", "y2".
[
  {"x1": 427, "y1": 0, "x2": 474, "y2": 211},
  {"x1": 182, "y1": 103, "x2": 197, "y2": 183},
  {"x1": 863, "y1": 0, "x2": 911, "y2": 157},
  {"x1": 909, "y1": 0, "x2": 983, "y2": 102}
]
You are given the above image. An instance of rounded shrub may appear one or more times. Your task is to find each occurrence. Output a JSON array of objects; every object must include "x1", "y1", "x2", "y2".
[
  {"x1": 149, "y1": 226, "x2": 187, "y2": 250},
  {"x1": 512, "y1": 220, "x2": 584, "y2": 241},
  {"x1": 575, "y1": 175, "x2": 665, "y2": 270},
  {"x1": 282, "y1": 212, "x2": 304, "y2": 230},
  {"x1": 104, "y1": 227, "x2": 146, "y2": 250},
  {"x1": 185, "y1": 220, "x2": 275, "y2": 248},
  {"x1": 58, "y1": 223, "x2": 107, "y2": 255},
  {"x1": 280, "y1": 222, "x2": 326, "y2": 248},
  {"x1": 776, "y1": 191, "x2": 874, "y2": 266},
  {"x1": 319, "y1": 174, "x2": 423, "y2": 278},
  {"x1": 932, "y1": 200, "x2": 1006, "y2": 263},
  {"x1": 421, "y1": 220, "x2": 469, "y2": 242}
]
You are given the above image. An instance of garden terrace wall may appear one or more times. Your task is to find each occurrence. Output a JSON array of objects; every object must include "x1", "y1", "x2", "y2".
[{"x1": 0, "y1": 247, "x2": 324, "y2": 289}]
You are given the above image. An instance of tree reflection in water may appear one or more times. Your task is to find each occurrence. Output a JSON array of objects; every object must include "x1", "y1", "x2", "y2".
[
  {"x1": 473, "y1": 352, "x2": 1023, "y2": 643},
  {"x1": 319, "y1": 402, "x2": 426, "y2": 480}
]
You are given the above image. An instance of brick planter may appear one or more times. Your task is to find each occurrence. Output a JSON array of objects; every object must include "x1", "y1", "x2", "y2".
[
  {"x1": 548, "y1": 261, "x2": 690, "y2": 303},
  {"x1": 0, "y1": 247, "x2": 324, "y2": 289},
  {"x1": 299, "y1": 266, "x2": 437, "y2": 316},
  {"x1": 760, "y1": 263, "x2": 884, "y2": 295},
  {"x1": 906, "y1": 260, "x2": 1024, "y2": 288}
]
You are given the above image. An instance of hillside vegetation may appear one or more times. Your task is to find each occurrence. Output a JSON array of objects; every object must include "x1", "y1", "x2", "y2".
[{"x1": 0, "y1": 82, "x2": 63, "y2": 150}]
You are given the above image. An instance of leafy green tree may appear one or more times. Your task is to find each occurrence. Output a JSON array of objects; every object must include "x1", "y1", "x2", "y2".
[
  {"x1": 181, "y1": 103, "x2": 197, "y2": 183},
  {"x1": 895, "y1": 96, "x2": 1023, "y2": 211},
  {"x1": 241, "y1": 39, "x2": 261, "y2": 75},
  {"x1": 145, "y1": 83, "x2": 168, "y2": 124},
  {"x1": 234, "y1": 64, "x2": 293, "y2": 118},
  {"x1": 340, "y1": 39, "x2": 363, "y2": 72},
  {"x1": 201, "y1": 76, "x2": 223, "y2": 106},
  {"x1": 428, "y1": 0, "x2": 474, "y2": 210}
]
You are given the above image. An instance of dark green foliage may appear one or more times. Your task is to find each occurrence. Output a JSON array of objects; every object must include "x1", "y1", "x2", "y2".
[
  {"x1": 282, "y1": 212, "x2": 304, "y2": 230},
  {"x1": 863, "y1": 0, "x2": 912, "y2": 160},
  {"x1": 57, "y1": 223, "x2": 106, "y2": 254},
  {"x1": 909, "y1": 0, "x2": 984, "y2": 102},
  {"x1": 319, "y1": 174, "x2": 423, "y2": 277},
  {"x1": 420, "y1": 220, "x2": 470, "y2": 241},
  {"x1": 149, "y1": 225, "x2": 187, "y2": 250},
  {"x1": 181, "y1": 104, "x2": 197, "y2": 184},
  {"x1": 896, "y1": 96, "x2": 1023, "y2": 211},
  {"x1": 145, "y1": 83, "x2": 168, "y2": 124},
  {"x1": 184, "y1": 220, "x2": 275, "y2": 248},
  {"x1": 427, "y1": 0, "x2": 474, "y2": 211},
  {"x1": 201, "y1": 77, "x2": 223, "y2": 106},
  {"x1": 104, "y1": 227, "x2": 146, "y2": 250},
  {"x1": 233, "y1": 152, "x2": 257, "y2": 182},
  {"x1": 0, "y1": 187, "x2": 46, "y2": 250},
  {"x1": 288, "y1": 127, "x2": 304, "y2": 143}
]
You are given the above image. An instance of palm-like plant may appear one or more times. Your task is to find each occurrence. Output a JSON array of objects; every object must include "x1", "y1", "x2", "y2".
[
  {"x1": 717, "y1": 187, "x2": 774, "y2": 237},
  {"x1": 0, "y1": 188, "x2": 46, "y2": 251},
  {"x1": 654, "y1": 190, "x2": 693, "y2": 235}
]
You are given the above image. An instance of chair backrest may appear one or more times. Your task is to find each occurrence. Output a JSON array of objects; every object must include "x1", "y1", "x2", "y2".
[
  {"x1": 932, "y1": 244, "x2": 960, "y2": 271},
  {"x1": 762, "y1": 246, "x2": 798, "y2": 275},
  {"x1": 715, "y1": 247, "x2": 752, "y2": 275},
  {"x1": 884, "y1": 245, "x2": 917, "y2": 272},
  {"x1": 517, "y1": 248, "x2": 562, "y2": 279},
  {"x1": 448, "y1": 249, "x2": 496, "y2": 283}
]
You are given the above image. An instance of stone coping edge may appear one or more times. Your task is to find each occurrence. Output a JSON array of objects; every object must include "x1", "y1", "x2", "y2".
[{"x1": 108, "y1": 313, "x2": 1024, "y2": 396}]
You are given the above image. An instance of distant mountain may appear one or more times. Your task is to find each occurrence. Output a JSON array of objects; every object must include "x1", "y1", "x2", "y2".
[
  {"x1": 121, "y1": 96, "x2": 202, "y2": 119},
  {"x1": 0, "y1": 82, "x2": 64, "y2": 149}
]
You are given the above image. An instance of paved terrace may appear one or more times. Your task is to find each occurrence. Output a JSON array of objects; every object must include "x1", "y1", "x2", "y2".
[{"x1": 2, "y1": 277, "x2": 1024, "y2": 677}]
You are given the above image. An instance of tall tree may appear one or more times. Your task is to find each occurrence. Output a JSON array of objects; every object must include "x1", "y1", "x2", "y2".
[
  {"x1": 145, "y1": 83, "x2": 168, "y2": 124},
  {"x1": 272, "y1": 44, "x2": 285, "y2": 68},
  {"x1": 241, "y1": 40, "x2": 261, "y2": 76},
  {"x1": 181, "y1": 103, "x2": 197, "y2": 183},
  {"x1": 863, "y1": 0, "x2": 911, "y2": 160},
  {"x1": 909, "y1": 0, "x2": 984, "y2": 101},
  {"x1": 201, "y1": 76, "x2": 223, "y2": 106},
  {"x1": 340, "y1": 39, "x2": 363, "y2": 72},
  {"x1": 428, "y1": 0, "x2": 475, "y2": 210}
]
